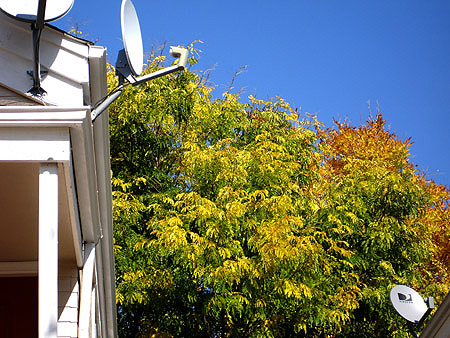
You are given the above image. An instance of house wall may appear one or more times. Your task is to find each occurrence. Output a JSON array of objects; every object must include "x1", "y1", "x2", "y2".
[
  {"x1": 0, "y1": 7, "x2": 116, "y2": 334},
  {"x1": 0, "y1": 11, "x2": 91, "y2": 106},
  {"x1": 58, "y1": 265, "x2": 80, "y2": 338}
]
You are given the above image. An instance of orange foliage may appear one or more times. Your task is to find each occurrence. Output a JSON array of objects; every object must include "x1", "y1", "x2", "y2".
[
  {"x1": 318, "y1": 113, "x2": 450, "y2": 289},
  {"x1": 417, "y1": 178, "x2": 450, "y2": 284},
  {"x1": 318, "y1": 113, "x2": 413, "y2": 178}
]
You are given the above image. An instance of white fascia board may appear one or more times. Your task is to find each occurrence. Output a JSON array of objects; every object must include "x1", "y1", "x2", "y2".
[
  {"x1": 0, "y1": 106, "x2": 90, "y2": 117},
  {"x1": 68, "y1": 111, "x2": 102, "y2": 243},
  {"x1": 0, "y1": 127, "x2": 71, "y2": 162},
  {"x1": 89, "y1": 44, "x2": 118, "y2": 338}
]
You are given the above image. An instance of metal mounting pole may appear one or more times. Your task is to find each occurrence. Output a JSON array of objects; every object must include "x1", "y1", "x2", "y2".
[
  {"x1": 91, "y1": 65, "x2": 184, "y2": 123},
  {"x1": 91, "y1": 86, "x2": 125, "y2": 122},
  {"x1": 28, "y1": 0, "x2": 47, "y2": 96},
  {"x1": 91, "y1": 46, "x2": 188, "y2": 123}
]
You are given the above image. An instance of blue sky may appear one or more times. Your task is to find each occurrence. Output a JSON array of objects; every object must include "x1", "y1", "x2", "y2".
[{"x1": 56, "y1": 0, "x2": 449, "y2": 186}]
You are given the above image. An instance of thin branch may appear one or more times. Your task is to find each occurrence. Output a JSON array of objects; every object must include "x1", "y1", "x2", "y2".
[{"x1": 225, "y1": 65, "x2": 248, "y2": 95}]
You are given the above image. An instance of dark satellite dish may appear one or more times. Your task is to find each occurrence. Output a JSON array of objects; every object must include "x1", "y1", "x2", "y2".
[
  {"x1": 121, "y1": 0, "x2": 143, "y2": 76},
  {"x1": 0, "y1": 0, "x2": 73, "y2": 23},
  {"x1": 390, "y1": 285, "x2": 434, "y2": 337}
]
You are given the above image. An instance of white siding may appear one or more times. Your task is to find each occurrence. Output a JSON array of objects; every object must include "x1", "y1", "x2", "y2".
[
  {"x1": 58, "y1": 265, "x2": 79, "y2": 338},
  {"x1": 0, "y1": 11, "x2": 90, "y2": 106}
]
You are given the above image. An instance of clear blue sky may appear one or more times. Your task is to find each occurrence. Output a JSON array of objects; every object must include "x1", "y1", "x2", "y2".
[{"x1": 56, "y1": 0, "x2": 450, "y2": 186}]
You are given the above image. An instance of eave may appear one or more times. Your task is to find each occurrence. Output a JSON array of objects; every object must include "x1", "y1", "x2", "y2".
[{"x1": 0, "y1": 106, "x2": 101, "y2": 247}]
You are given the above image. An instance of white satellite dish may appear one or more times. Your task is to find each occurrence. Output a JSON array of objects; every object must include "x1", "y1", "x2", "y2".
[
  {"x1": 0, "y1": 0, "x2": 73, "y2": 23},
  {"x1": 121, "y1": 0, "x2": 144, "y2": 76},
  {"x1": 390, "y1": 285, "x2": 428, "y2": 323},
  {"x1": 91, "y1": 0, "x2": 190, "y2": 122}
]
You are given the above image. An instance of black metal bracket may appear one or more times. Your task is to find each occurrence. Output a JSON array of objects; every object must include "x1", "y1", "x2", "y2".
[
  {"x1": 115, "y1": 49, "x2": 136, "y2": 85},
  {"x1": 27, "y1": 0, "x2": 47, "y2": 97}
]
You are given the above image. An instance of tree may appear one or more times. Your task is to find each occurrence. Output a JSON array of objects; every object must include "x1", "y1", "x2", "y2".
[
  {"x1": 110, "y1": 48, "x2": 450, "y2": 337},
  {"x1": 317, "y1": 115, "x2": 450, "y2": 336}
]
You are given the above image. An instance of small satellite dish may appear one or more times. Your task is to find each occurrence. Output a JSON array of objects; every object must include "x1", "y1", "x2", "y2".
[
  {"x1": 0, "y1": 0, "x2": 73, "y2": 23},
  {"x1": 121, "y1": 0, "x2": 144, "y2": 76},
  {"x1": 390, "y1": 285, "x2": 428, "y2": 323}
]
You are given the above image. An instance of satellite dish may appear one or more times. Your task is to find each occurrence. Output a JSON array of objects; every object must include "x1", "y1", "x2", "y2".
[
  {"x1": 0, "y1": 0, "x2": 73, "y2": 23},
  {"x1": 120, "y1": 0, "x2": 144, "y2": 76},
  {"x1": 390, "y1": 285, "x2": 428, "y2": 323},
  {"x1": 91, "y1": 0, "x2": 190, "y2": 122}
]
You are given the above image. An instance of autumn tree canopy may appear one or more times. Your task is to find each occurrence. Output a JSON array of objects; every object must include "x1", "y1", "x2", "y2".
[{"x1": 109, "y1": 47, "x2": 450, "y2": 338}]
